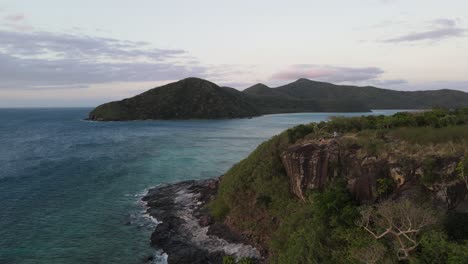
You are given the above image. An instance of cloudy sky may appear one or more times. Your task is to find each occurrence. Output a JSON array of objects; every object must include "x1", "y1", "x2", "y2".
[{"x1": 1, "y1": 0, "x2": 467, "y2": 107}]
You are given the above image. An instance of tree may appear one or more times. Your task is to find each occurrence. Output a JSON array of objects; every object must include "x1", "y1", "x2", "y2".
[
  {"x1": 351, "y1": 242, "x2": 386, "y2": 264},
  {"x1": 357, "y1": 199, "x2": 438, "y2": 260},
  {"x1": 456, "y1": 158, "x2": 468, "y2": 191}
]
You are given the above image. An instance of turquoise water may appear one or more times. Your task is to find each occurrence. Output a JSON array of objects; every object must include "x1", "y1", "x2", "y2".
[{"x1": 0, "y1": 108, "x2": 402, "y2": 264}]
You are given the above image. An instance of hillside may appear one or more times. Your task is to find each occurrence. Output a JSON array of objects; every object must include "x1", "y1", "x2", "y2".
[
  {"x1": 209, "y1": 109, "x2": 468, "y2": 263},
  {"x1": 88, "y1": 78, "x2": 260, "y2": 121},
  {"x1": 89, "y1": 77, "x2": 468, "y2": 121},
  {"x1": 244, "y1": 78, "x2": 468, "y2": 109},
  {"x1": 88, "y1": 78, "x2": 370, "y2": 121}
]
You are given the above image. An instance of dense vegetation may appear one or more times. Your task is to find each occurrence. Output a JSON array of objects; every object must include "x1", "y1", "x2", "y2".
[
  {"x1": 88, "y1": 78, "x2": 260, "y2": 120},
  {"x1": 244, "y1": 78, "x2": 468, "y2": 110},
  {"x1": 210, "y1": 108, "x2": 468, "y2": 263},
  {"x1": 88, "y1": 77, "x2": 468, "y2": 120},
  {"x1": 88, "y1": 78, "x2": 368, "y2": 121}
]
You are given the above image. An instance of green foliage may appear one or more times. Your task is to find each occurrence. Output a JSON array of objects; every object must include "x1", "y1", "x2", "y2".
[
  {"x1": 414, "y1": 230, "x2": 468, "y2": 264},
  {"x1": 456, "y1": 158, "x2": 468, "y2": 192},
  {"x1": 376, "y1": 178, "x2": 396, "y2": 197},
  {"x1": 389, "y1": 125, "x2": 468, "y2": 145},
  {"x1": 271, "y1": 182, "x2": 363, "y2": 264},
  {"x1": 358, "y1": 199, "x2": 439, "y2": 261},
  {"x1": 238, "y1": 257, "x2": 255, "y2": 264},
  {"x1": 209, "y1": 196, "x2": 230, "y2": 221},
  {"x1": 456, "y1": 159, "x2": 467, "y2": 178},
  {"x1": 422, "y1": 158, "x2": 440, "y2": 185},
  {"x1": 356, "y1": 131, "x2": 387, "y2": 155},
  {"x1": 327, "y1": 108, "x2": 468, "y2": 134},
  {"x1": 311, "y1": 181, "x2": 359, "y2": 227},
  {"x1": 287, "y1": 124, "x2": 315, "y2": 143},
  {"x1": 256, "y1": 195, "x2": 272, "y2": 208},
  {"x1": 223, "y1": 256, "x2": 236, "y2": 264}
]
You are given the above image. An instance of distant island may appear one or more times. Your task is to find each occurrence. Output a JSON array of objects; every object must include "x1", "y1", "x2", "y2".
[{"x1": 88, "y1": 77, "x2": 468, "y2": 121}]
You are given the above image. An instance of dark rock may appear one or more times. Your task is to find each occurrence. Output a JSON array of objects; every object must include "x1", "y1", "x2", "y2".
[
  {"x1": 281, "y1": 139, "x2": 468, "y2": 205},
  {"x1": 142, "y1": 178, "x2": 261, "y2": 264},
  {"x1": 198, "y1": 215, "x2": 213, "y2": 227}
]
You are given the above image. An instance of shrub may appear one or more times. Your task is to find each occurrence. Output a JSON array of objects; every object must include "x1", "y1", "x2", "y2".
[
  {"x1": 421, "y1": 158, "x2": 440, "y2": 185},
  {"x1": 223, "y1": 256, "x2": 235, "y2": 264},
  {"x1": 414, "y1": 230, "x2": 468, "y2": 264},
  {"x1": 271, "y1": 182, "x2": 360, "y2": 263},
  {"x1": 357, "y1": 199, "x2": 439, "y2": 260},
  {"x1": 376, "y1": 178, "x2": 396, "y2": 198},
  {"x1": 238, "y1": 257, "x2": 255, "y2": 264},
  {"x1": 209, "y1": 197, "x2": 230, "y2": 221}
]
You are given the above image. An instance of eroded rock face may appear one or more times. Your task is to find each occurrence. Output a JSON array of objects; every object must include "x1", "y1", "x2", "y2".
[
  {"x1": 281, "y1": 140, "x2": 340, "y2": 200},
  {"x1": 281, "y1": 139, "x2": 389, "y2": 202},
  {"x1": 281, "y1": 139, "x2": 467, "y2": 207}
]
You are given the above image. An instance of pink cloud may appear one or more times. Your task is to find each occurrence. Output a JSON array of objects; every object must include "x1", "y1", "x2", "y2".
[
  {"x1": 2, "y1": 13, "x2": 33, "y2": 31},
  {"x1": 4, "y1": 14, "x2": 25, "y2": 22}
]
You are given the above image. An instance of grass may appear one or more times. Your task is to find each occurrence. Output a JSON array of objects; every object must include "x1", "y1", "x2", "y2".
[{"x1": 389, "y1": 125, "x2": 468, "y2": 145}]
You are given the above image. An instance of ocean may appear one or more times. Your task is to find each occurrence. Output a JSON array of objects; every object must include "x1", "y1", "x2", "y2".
[{"x1": 0, "y1": 108, "x2": 402, "y2": 264}]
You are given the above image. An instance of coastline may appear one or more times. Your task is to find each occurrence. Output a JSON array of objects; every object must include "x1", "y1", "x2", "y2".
[{"x1": 141, "y1": 178, "x2": 261, "y2": 264}]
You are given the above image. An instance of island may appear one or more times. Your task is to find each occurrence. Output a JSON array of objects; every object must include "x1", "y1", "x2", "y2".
[{"x1": 88, "y1": 77, "x2": 468, "y2": 121}]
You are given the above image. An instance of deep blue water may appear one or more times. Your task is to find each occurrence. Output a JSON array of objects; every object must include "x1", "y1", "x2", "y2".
[{"x1": 0, "y1": 108, "x2": 403, "y2": 264}]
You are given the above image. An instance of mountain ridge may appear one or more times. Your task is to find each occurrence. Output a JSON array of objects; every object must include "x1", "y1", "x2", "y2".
[{"x1": 88, "y1": 77, "x2": 468, "y2": 121}]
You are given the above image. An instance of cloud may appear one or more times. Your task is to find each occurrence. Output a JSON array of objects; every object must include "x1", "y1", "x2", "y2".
[
  {"x1": 271, "y1": 64, "x2": 384, "y2": 83},
  {"x1": 0, "y1": 30, "x2": 185, "y2": 60},
  {"x1": 0, "y1": 29, "x2": 215, "y2": 89},
  {"x1": 2, "y1": 13, "x2": 33, "y2": 31},
  {"x1": 433, "y1": 18, "x2": 456, "y2": 27},
  {"x1": 0, "y1": 53, "x2": 207, "y2": 89},
  {"x1": 4, "y1": 14, "x2": 25, "y2": 22},
  {"x1": 383, "y1": 18, "x2": 465, "y2": 43}
]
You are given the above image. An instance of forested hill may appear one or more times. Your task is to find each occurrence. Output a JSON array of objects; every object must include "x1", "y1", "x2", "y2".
[
  {"x1": 243, "y1": 78, "x2": 468, "y2": 110},
  {"x1": 88, "y1": 77, "x2": 468, "y2": 121}
]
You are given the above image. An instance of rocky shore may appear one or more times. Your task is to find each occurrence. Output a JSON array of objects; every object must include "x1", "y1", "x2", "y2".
[{"x1": 142, "y1": 178, "x2": 261, "y2": 264}]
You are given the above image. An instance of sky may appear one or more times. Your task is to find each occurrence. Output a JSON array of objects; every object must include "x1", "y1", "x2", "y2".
[{"x1": 0, "y1": 0, "x2": 467, "y2": 107}]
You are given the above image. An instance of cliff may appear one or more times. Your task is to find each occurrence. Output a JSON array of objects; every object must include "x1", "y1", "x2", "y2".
[
  {"x1": 209, "y1": 109, "x2": 468, "y2": 263},
  {"x1": 281, "y1": 138, "x2": 467, "y2": 209}
]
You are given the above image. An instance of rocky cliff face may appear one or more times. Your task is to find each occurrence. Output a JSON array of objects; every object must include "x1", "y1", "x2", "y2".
[{"x1": 281, "y1": 138, "x2": 467, "y2": 211}]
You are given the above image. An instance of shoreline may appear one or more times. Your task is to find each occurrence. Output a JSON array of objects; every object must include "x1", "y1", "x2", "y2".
[{"x1": 141, "y1": 178, "x2": 261, "y2": 264}]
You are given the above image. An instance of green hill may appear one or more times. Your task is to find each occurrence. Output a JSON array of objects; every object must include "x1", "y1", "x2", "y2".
[
  {"x1": 244, "y1": 78, "x2": 468, "y2": 109},
  {"x1": 88, "y1": 78, "x2": 259, "y2": 121},
  {"x1": 88, "y1": 77, "x2": 468, "y2": 121}
]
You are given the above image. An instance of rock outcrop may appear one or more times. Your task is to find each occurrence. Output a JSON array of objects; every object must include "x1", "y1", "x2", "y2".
[
  {"x1": 142, "y1": 179, "x2": 261, "y2": 264},
  {"x1": 281, "y1": 139, "x2": 467, "y2": 209}
]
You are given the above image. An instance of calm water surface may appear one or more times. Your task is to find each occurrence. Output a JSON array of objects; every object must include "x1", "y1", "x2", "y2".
[{"x1": 0, "y1": 108, "x2": 403, "y2": 264}]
